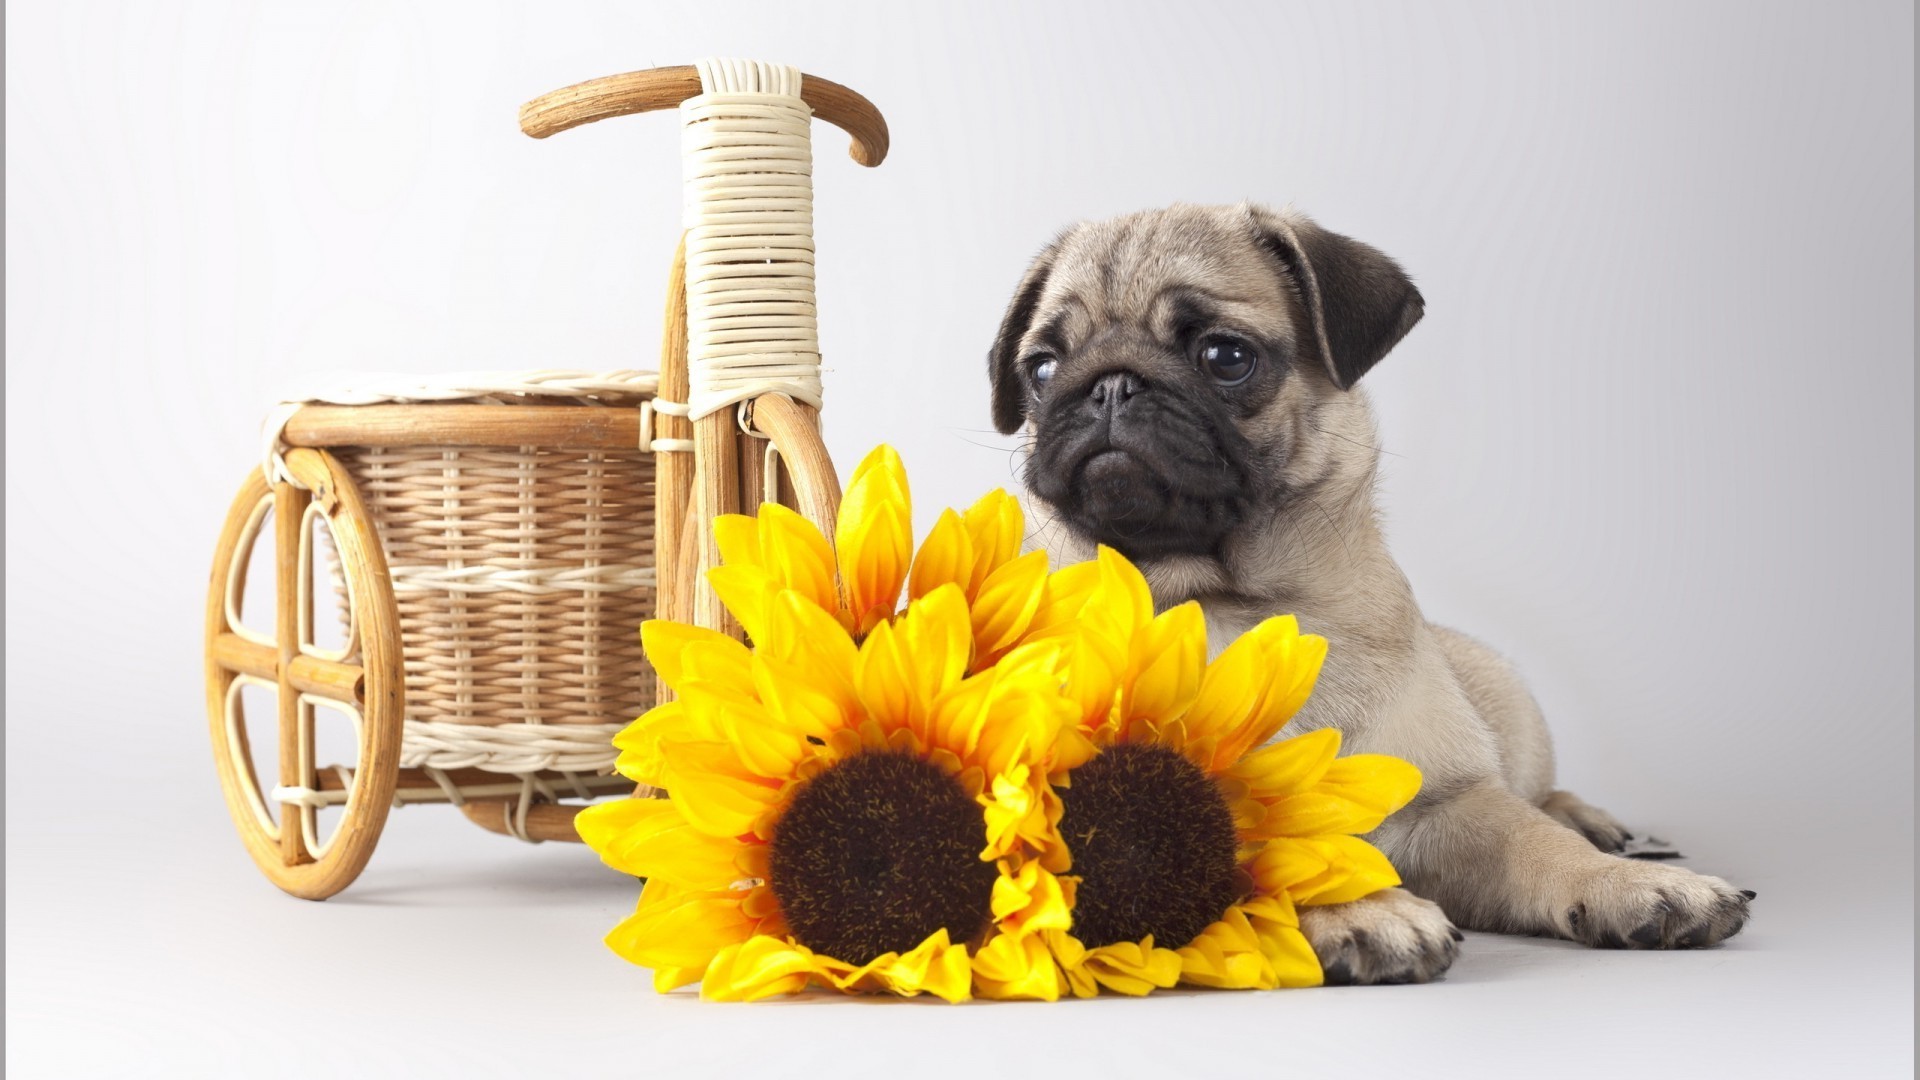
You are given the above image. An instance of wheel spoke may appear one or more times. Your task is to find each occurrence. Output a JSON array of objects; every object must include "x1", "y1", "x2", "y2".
[
  {"x1": 209, "y1": 633, "x2": 365, "y2": 704},
  {"x1": 274, "y1": 480, "x2": 314, "y2": 866}
]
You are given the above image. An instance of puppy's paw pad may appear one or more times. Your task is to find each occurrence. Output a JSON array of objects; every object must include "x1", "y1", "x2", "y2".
[{"x1": 1300, "y1": 888, "x2": 1459, "y2": 985}]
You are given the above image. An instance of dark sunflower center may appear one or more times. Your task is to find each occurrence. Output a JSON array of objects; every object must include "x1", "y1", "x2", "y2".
[
  {"x1": 1058, "y1": 742, "x2": 1243, "y2": 950},
  {"x1": 769, "y1": 751, "x2": 996, "y2": 965}
]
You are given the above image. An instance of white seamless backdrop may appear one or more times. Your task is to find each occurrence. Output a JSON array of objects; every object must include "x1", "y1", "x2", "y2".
[{"x1": 5, "y1": 2, "x2": 1913, "y2": 1077}]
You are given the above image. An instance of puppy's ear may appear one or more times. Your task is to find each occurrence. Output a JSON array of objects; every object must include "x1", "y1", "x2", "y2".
[
  {"x1": 1252, "y1": 208, "x2": 1424, "y2": 389},
  {"x1": 988, "y1": 238, "x2": 1064, "y2": 434}
]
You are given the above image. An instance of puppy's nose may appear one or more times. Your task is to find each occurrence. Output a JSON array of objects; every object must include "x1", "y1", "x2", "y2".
[{"x1": 1089, "y1": 371, "x2": 1144, "y2": 410}]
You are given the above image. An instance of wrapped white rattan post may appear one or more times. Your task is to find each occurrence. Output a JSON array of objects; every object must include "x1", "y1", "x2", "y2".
[{"x1": 680, "y1": 59, "x2": 824, "y2": 423}]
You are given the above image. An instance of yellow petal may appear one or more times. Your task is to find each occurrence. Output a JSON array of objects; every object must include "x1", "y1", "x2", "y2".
[
  {"x1": 675, "y1": 636, "x2": 755, "y2": 691},
  {"x1": 611, "y1": 700, "x2": 694, "y2": 785},
  {"x1": 1177, "y1": 623, "x2": 1273, "y2": 762},
  {"x1": 1264, "y1": 834, "x2": 1405, "y2": 907},
  {"x1": 1065, "y1": 645, "x2": 1125, "y2": 733},
  {"x1": 823, "y1": 929, "x2": 975, "y2": 1003},
  {"x1": 1048, "y1": 718, "x2": 1099, "y2": 776},
  {"x1": 611, "y1": 690, "x2": 746, "y2": 786},
  {"x1": 1050, "y1": 933, "x2": 1184, "y2": 997},
  {"x1": 700, "y1": 936, "x2": 818, "y2": 1001},
  {"x1": 913, "y1": 939, "x2": 978, "y2": 1004},
  {"x1": 895, "y1": 585, "x2": 973, "y2": 699},
  {"x1": 1234, "y1": 620, "x2": 1329, "y2": 751},
  {"x1": 933, "y1": 644, "x2": 1071, "y2": 780},
  {"x1": 858, "y1": 585, "x2": 972, "y2": 743},
  {"x1": 752, "y1": 653, "x2": 855, "y2": 744},
  {"x1": 1225, "y1": 728, "x2": 1342, "y2": 801},
  {"x1": 698, "y1": 686, "x2": 812, "y2": 778},
  {"x1": 1051, "y1": 932, "x2": 1099, "y2": 999},
  {"x1": 1094, "y1": 546, "x2": 1155, "y2": 638},
  {"x1": 1244, "y1": 834, "x2": 1332, "y2": 896},
  {"x1": 606, "y1": 880, "x2": 755, "y2": 972},
  {"x1": 657, "y1": 741, "x2": 783, "y2": 838},
  {"x1": 1237, "y1": 893, "x2": 1323, "y2": 987},
  {"x1": 1179, "y1": 616, "x2": 1331, "y2": 768},
  {"x1": 885, "y1": 945, "x2": 961, "y2": 1000},
  {"x1": 1318, "y1": 753, "x2": 1424, "y2": 819},
  {"x1": 1026, "y1": 549, "x2": 1158, "y2": 731},
  {"x1": 759, "y1": 590, "x2": 861, "y2": 705},
  {"x1": 853, "y1": 618, "x2": 913, "y2": 738},
  {"x1": 1237, "y1": 890, "x2": 1300, "y2": 929},
  {"x1": 908, "y1": 508, "x2": 973, "y2": 602},
  {"x1": 711, "y1": 513, "x2": 763, "y2": 570},
  {"x1": 640, "y1": 620, "x2": 748, "y2": 691},
  {"x1": 1174, "y1": 905, "x2": 1277, "y2": 990},
  {"x1": 1121, "y1": 601, "x2": 1207, "y2": 727},
  {"x1": 1262, "y1": 926, "x2": 1322, "y2": 987},
  {"x1": 756, "y1": 503, "x2": 840, "y2": 616},
  {"x1": 704, "y1": 564, "x2": 781, "y2": 646},
  {"x1": 971, "y1": 931, "x2": 1064, "y2": 1001},
  {"x1": 1254, "y1": 751, "x2": 1421, "y2": 838},
  {"x1": 979, "y1": 764, "x2": 1039, "y2": 860},
  {"x1": 961, "y1": 488, "x2": 1025, "y2": 596},
  {"x1": 1259, "y1": 790, "x2": 1395, "y2": 838},
  {"x1": 991, "y1": 859, "x2": 1075, "y2": 938},
  {"x1": 1025, "y1": 559, "x2": 1102, "y2": 641},
  {"x1": 969, "y1": 550, "x2": 1051, "y2": 664},
  {"x1": 1022, "y1": 604, "x2": 1126, "y2": 733},
  {"x1": 836, "y1": 445, "x2": 912, "y2": 635},
  {"x1": 651, "y1": 965, "x2": 703, "y2": 993},
  {"x1": 575, "y1": 796, "x2": 753, "y2": 887}
]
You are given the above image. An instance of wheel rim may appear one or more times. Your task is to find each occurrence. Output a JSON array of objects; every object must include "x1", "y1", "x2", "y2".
[{"x1": 204, "y1": 450, "x2": 403, "y2": 900}]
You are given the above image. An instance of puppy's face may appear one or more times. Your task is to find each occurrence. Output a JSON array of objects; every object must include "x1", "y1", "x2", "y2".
[{"x1": 989, "y1": 204, "x2": 1424, "y2": 574}]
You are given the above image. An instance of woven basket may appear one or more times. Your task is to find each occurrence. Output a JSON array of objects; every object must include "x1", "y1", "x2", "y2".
[
  {"x1": 290, "y1": 373, "x2": 661, "y2": 781},
  {"x1": 336, "y1": 441, "x2": 654, "y2": 742}
]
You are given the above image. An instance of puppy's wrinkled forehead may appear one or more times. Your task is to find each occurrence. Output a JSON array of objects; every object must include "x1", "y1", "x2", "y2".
[{"x1": 1031, "y1": 206, "x2": 1295, "y2": 351}]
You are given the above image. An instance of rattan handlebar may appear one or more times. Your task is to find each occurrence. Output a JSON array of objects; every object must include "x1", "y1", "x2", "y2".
[{"x1": 518, "y1": 65, "x2": 891, "y2": 167}]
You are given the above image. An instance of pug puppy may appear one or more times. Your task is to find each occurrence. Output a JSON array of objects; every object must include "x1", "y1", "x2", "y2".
[{"x1": 988, "y1": 204, "x2": 1752, "y2": 984}]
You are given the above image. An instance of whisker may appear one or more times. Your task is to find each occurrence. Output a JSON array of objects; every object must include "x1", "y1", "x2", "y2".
[
  {"x1": 1300, "y1": 491, "x2": 1357, "y2": 563},
  {"x1": 946, "y1": 433, "x2": 1019, "y2": 453}
]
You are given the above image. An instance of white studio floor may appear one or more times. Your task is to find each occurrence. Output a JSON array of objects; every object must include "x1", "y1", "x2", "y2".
[{"x1": 6, "y1": 784, "x2": 1911, "y2": 1079}]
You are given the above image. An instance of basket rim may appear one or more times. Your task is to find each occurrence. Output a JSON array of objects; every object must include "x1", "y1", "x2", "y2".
[{"x1": 272, "y1": 369, "x2": 661, "y2": 408}]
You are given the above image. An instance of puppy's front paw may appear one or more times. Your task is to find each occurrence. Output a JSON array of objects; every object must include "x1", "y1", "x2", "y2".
[
  {"x1": 1563, "y1": 861, "x2": 1753, "y2": 949},
  {"x1": 1298, "y1": 887, "x2": 1461, "y2": 985}
]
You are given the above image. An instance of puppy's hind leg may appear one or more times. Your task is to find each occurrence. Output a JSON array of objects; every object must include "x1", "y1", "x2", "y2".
[
  {"x1": 1541, "y1": 790, "x2": 1631, "y2": 853},
  {"x1": 1432, "y1": 631, "x2": 1633, "y2": 855}
]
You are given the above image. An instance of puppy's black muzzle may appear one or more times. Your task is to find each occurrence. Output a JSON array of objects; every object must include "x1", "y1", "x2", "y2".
[{"x1": 1027, "y1": 368, "x2": 1250, "y2": 560}]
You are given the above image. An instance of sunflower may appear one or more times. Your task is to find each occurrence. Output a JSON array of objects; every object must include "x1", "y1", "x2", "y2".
[
  {"x1": 577, "y1": 447, "x2": 1079, "y2": 1001},
  {"x1": 966, "y1": 547, "x2": 1425, "y2": 999},
  {"x1": 583, "y1": 444, "x2": 1421, "y2": 1002}
]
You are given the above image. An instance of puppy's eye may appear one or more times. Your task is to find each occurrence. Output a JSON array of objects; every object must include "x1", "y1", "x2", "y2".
[
  {"x1": 1026, "y1": 355, "x2": 1058, "y2": 386},
  {"x1": 1196, "y1": 336, "x2": 1259, "y2": 386}
]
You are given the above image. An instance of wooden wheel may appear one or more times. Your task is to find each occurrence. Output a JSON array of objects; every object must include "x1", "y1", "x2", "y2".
[{"x1": 204, "y1": 448, "x2": 403, "y2": 900}]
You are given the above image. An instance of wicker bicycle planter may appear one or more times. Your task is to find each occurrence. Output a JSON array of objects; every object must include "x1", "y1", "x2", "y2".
[{"x1": 204, "y1": 60, "x2": 888, "y2": 899}]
